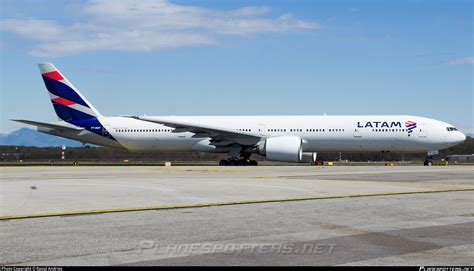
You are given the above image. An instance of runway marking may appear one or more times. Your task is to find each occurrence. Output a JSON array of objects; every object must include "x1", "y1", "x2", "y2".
[
  {"x1": 1, "y1": 188, "x2": 473, "y2": 221},
  {"x1": 143, "y1": 168, "x2": 260, "y2": 173}
]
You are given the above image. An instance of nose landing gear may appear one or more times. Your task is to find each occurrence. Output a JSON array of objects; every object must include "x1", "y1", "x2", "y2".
[
  {"x1": 424, "y1": 150, "x2": 439, "y2": 166},
  {"x1": 423, "y1": 159, "x2": 433, "y2": 166}
]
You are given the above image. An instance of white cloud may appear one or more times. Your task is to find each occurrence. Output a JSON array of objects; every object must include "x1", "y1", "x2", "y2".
[
  {"x1": 450, "y1": 56, "x2": 474, "y2": 65},
  {"x1": 0, "y1": 19, "x2": 65, "y2": 41},
  {"x1": 0, "y1": 0, "x2": 319, "y2": 57}
]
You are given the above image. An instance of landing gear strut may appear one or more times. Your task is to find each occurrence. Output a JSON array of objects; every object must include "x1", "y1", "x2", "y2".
[
  {"x1": 219, "y1": 158, "x2": 258, "y2": 166},
  {"x1": 424, "y1": 150, "x2": 439, "y2": 166},
  {"x1": 423, "y1": 157, "x2": 433, "y2": 166},
  {"x1": 219, "y1": 145, "x2": 258, "y2": 166}
]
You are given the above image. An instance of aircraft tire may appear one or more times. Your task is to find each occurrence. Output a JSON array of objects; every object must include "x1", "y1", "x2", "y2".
[
  {"x1": 219, "y1": 160, "x2": 229, "y2": 166},
  {"x1": 249, "y1": 160, "x2": 258, "y2": 166}
]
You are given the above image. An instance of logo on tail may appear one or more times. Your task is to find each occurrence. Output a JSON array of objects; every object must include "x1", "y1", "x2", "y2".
[
  {"x1": 38, "y1": 63, "x2": 115, "y2": 141},
  {"x1": 39, "y1": 63, "x2": 101, "y2": 122}
]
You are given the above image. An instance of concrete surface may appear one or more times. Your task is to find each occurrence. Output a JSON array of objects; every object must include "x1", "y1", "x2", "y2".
[
  {"x1": 1, "y1": 166, "x2": 473, "y2": 217},
  {"x1": 0, "y1": 165, "x2": 473, "y2": 265}
]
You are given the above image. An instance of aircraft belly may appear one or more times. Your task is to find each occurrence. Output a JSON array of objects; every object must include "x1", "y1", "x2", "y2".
[{"x1": 304, "y1": 138, "x2": 407, "y2": 152}]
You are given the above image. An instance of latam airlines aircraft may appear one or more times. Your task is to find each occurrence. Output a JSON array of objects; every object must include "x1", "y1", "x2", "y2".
[{"x1": 13, "y1": 63, "x2": 466, "y2": 166}]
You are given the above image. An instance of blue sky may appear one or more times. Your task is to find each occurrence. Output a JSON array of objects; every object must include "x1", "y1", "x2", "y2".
[{"x1": 1, "y1": 0, "x2": 472, "y2": 133}]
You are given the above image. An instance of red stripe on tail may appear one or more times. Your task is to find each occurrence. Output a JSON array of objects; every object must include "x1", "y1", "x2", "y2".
[
  {"x1": 52, "y1": 97, "x2": 76, "y2": 106},
  {"x1": 42, "y1": 71, "x2": 64, "y2": 81}
]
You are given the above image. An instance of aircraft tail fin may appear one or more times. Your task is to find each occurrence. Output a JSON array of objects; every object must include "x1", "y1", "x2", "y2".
[{"x1": 38, "y1": 63, "x2": 101, "y2": 123}]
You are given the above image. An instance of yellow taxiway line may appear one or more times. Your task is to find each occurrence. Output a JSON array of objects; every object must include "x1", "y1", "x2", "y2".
[
  {"x1": 1, "y1": 188, "x2": 473, "y2": 221},
  {"x1": 252, "y1": 168, "x2": 474, "y2": 179}
]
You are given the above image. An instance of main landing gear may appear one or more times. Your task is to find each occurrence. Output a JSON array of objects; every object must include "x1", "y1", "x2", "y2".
[
  {"x1": 219, "y1": 145, "x2": 258, "y2": 166},
  {"x1": 219, "y1": 158, "x2": 258, "y2": 166}
]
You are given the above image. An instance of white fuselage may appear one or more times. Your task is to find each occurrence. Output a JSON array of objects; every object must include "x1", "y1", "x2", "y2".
[{"x1": 44, "y1": 115, "x2": 466, "y2": 154}]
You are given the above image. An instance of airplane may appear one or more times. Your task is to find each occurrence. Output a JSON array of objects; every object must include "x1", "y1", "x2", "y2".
[{"x1": 12, "y1": 63, "x2": 466, "y2": 166}]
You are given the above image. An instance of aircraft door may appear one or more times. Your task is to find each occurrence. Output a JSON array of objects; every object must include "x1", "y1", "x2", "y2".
[
  {"x1": 258, "y1": 124, "x2": 266, "y2": 136},
  {"x1": 418, "y1": 123, "x2": 427, "y2": 138},
  {"x1": 354, "y1": 125, "x2": 362, "y2": 138}
]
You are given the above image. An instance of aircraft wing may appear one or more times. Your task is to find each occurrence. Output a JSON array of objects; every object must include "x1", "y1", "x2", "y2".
[
  {"x1": 127, "y1": 116, "x2": 260, "y2": 140},
  {"x1": 11, "y1": 119, "x2": 84, "y2": 132}
]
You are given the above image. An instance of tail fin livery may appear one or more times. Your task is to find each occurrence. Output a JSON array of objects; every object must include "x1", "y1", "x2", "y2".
[{"x1": 38, "y1": 63, "x2": 101, "y2": 123}]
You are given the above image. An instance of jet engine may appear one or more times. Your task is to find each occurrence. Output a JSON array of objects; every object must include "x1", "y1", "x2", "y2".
[
  {"x1": 301, "y1": 152, "x2": 317, "y2": 163},
  {"x1": 259, "y1": 136, "x2": 303, "y2": 162}
]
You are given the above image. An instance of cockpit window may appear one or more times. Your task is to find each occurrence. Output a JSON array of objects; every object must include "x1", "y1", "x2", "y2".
[{"x1": 446, "y1": 127, "x2": 458, "y2": 131}]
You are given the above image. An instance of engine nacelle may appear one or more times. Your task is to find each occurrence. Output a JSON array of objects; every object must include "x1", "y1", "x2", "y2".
[
  {"x1": 259, "y1": 136, "x2": 303, "y2": 162},
  {"x1": 301, "y1": 152, "x2": 317, "y2": 163}
]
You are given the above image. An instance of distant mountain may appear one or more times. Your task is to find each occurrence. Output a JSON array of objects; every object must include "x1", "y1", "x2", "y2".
[{"x1": 0, "y1": 128, "x2": 82, "y2": 147}]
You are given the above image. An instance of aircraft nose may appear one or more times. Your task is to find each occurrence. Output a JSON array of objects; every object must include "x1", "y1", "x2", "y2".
[{"x1": 454, "y1": 132, "x2": 466, "y2": 143}]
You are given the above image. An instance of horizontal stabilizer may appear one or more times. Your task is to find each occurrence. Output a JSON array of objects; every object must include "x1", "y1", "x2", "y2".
[{"x1": 11, "y1": 119, "x2": 84, "y2": 131}]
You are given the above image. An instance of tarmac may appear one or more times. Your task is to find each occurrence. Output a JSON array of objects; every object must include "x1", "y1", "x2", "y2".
[{"x1": 0, "y1": 165, "x2": 473, "y2": 265}]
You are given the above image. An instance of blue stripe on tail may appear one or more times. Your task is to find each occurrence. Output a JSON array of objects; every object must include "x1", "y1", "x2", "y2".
[
  {"x1": 42, "y1": 76, "x2": 90, "y2": 107},
  {"x1": 52, "y1": 102, "x2": 95, "y2": 122}
]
